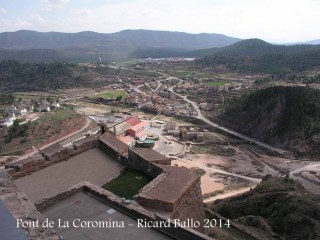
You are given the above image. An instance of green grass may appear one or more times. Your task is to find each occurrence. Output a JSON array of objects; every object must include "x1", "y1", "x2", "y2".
[
  {"x1": 207, "y1": 81, "x2": 228, "y2": 86},
  {"x1": 102, "y1": 167, "x2": 152, "y2": 199},
  {"x1": 89, "y1": 90, "x2": 128, "y2": 99}
]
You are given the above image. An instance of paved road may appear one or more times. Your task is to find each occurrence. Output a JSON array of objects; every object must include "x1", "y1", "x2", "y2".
[{"x1": 167, "y1": 80, "x2": 286, "y2": 155}]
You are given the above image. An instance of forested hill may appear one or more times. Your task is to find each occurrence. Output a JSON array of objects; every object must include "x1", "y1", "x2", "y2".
[
  {"x1": 213, "y1": 86, "x2": 320, "y2": 158},
  {"x1": 0, "y1": 60, "x2": 118, "y2": 92},
  {"x1": 129, "y1": 39, "x2": 320, "y2": 63},
  {"x1": 0, "y1": 30, "x2": 240, "y2": 62},
  {"x1": 193, "y1": 39, "x2": 318, "y2": 57},
  {"x1": 195, "y1": 39, "x2": 320, "y2": 74}
]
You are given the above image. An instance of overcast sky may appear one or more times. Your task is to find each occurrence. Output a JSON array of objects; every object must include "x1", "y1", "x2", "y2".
[{"x1": 0, "y1": 0, "x2": 319, "y2": 43}]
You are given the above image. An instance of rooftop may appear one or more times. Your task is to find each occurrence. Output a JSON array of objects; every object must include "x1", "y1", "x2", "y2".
[
  {"x1": 109, "y1": 121, "x2": 132, "y2": 135},
  {"x1": 129, "y1": 121, "x2": 150, "y2": 132},
  {"x1": 135, "y1": 131, "x2": 146, "y2": 138},
  {"x1": 100, "y1": 133, "x2": 129, "y2": 153},
  {"x1": 139, "y1": 165, "x2": 198, "y2": 204},
  {"x1": 126, "y1": 117, "x2": 142, "y2": 126},
  {"x1": 119, "y1": 135, "x2": 135, "y2": 145},
  {"x1": 130, "y1": 148, "x2": 170, "y2": 162}
]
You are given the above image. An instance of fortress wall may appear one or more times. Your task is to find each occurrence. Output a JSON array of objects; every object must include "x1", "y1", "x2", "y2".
[
  {"x1": 170, "y1": 177, "x2": 206, "y2": 233},
  {"x1": 6, "y1": 135, "x2": 99, "y2": 180},
  {"x1": 35, "y1": 182, "x2": 212, "y2": 240},
  {"x1": 98, "y1": 141, "x2": 122, "y2": 160},
  {"x1": 5, "y1": 132, "x2": 207, "y2": 237},
  {"x1": 127, "y1": 149, "x2": 164, "y2": 178},
  {"x1": 135, "y1": 194, "x2": 175, "y2": 212},
  {"x1": 134, "y1": 172, "x2": 175, "y2": 212}
]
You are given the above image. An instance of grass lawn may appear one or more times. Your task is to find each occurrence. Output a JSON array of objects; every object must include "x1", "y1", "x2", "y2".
[
  {"x1": 207, "y1": 81, "x2": 228, "y2": 86},
  {"x1": 90, "y1": 90, "x2": 128, "y2": 99},
  {"x1": 102, "y1": 167, "x2": 152, "y2": 199}
]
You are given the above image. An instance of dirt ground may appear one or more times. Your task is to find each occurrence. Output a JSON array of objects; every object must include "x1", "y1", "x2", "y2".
[{"x1": 77, "y1": 106, "x2": 109, "y2": 115}]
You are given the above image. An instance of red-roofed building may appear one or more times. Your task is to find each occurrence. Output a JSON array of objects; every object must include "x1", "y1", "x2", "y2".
[
  {"x1": 126, "y1": 121, "x2": 150, "y2": 138},
  {"x1": 125, "y1": 117, "x2": 141, "y2": 127}
]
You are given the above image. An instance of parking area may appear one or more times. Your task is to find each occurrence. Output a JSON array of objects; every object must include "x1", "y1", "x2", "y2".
[
  {"x1": 149, "y1": 127, "x2": 184, "y2": 156},
  {"x1": 41, "y1": 192, "x2": 173, "y2": 240},
  {"x1": 14, "y1": 148, "x2": 124, "y2": 203}
]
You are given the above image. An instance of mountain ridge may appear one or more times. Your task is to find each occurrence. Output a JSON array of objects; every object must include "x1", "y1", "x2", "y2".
[{"x1": 0, "y1": 29, "x2": 241, "y2": 62}]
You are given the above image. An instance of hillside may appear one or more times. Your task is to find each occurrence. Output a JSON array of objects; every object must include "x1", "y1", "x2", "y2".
[
  {"x1": 195, "y1": 39, "x2": 320, "y2": 74},
  {"x1": 207, "y1": 176, "x2": 320, "y2": 240},
  {"x1": 0, "y1": 60, "x2": 120, "y2": 92},
  {"x1": 130, "y1": 38, "x2": 282, "y2": 59},
  {"x1": 194, "y1": 39, "x2": 317, "y2": 57},
  {"x1": 0, "y1": 30, "x2": 240, "y2": 62},
  {"x1": 210, "y1": 86, "x2": 320, "y2": 158}
]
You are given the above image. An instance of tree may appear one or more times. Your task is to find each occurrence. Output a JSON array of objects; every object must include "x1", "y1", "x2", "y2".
[{"x1": 116, "y1": 95, "x2": 123, "y2": 101}]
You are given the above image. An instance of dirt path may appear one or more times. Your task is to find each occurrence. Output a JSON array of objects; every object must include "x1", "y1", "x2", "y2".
[{"x1": 175, "y1": 158, "x2": 262, "y2": 183}]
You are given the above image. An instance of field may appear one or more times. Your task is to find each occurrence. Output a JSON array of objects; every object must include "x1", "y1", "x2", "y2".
[
  {"x1": 102, "y1": 167, "x2": 152, "y2": 199},
  {"x1": 207, "y1": 81, "x2": 228, "y2": 86},
  {"x1": 89, "y1": 90, "x2": 128, "y2": 99}
]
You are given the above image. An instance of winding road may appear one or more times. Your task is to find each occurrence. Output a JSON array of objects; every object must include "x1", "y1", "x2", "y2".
[{"x1": 166, "y1": 78, "x2": 286, "y2": 155}]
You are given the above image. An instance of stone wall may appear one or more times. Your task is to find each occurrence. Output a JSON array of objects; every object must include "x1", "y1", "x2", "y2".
[
  {"x1": 127, "y1": 149, "x2": 166, "y2": 178},
  {"x1": 6, "y1": 135, "x2": 99, "y2": 180},
  {"x1": 98, "y1": 141, "x2": 122, "y2": 160},
  {"x1": 98, "y1": 133, "x2": 129, "y2": 161},
  {"x1": 5, "y1": 131, "x2": 207, "y2": 238}
]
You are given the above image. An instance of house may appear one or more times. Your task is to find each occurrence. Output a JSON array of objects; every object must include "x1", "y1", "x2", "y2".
[
  {"x1": 126, "y1": 121, "x2": 150, "y2": 138},
  {"x1": 16, "y1": 105, "x2": 28, "y2": 115},
  {"x1": 40, "y1": 100, "x2": 51, "y2": 112},
  {"x1": 5, "y1": 106, "x2": 17, "y2": 114},
  {"x1": 164, "y1": 122, "x2": 177, "y2": 131},
  {"x1": 27, "y1": 104, "x2": 34, "y2": 112},
  {"x1": 51, "y1": 102, "x2": 60, "y2": 109},
  {"x1": 0, "y1": 113, "x2": 16, "y2": 127}
]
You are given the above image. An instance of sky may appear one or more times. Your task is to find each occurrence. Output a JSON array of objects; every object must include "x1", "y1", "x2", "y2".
[{"x1": 0, "y1": 0, "x2": 320, "y2": 43}]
